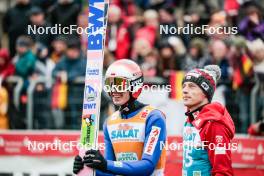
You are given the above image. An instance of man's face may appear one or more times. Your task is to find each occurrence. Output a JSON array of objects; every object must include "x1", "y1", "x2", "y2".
[
  {"x1": 182, "y1": 82, "x2": 207, "y2": 110},
  {"x1": 52, "y1": 40, "x2": 66, "y2": 53},
  {"x1": 108, "y1": 6, "x2": 121, "y2": 23},
  {"x1": 212, "y1": 41, "x2": 227, "y2": 61},
  {"x1": 66, "y1": 48, "x2": 80, "y2": 59},
  {"x1": 161, "y1": 47, "x2": 173, "y2": 59},
  {"x1": 30, "y1": 14, "x2": 45, "y2": 25},
  {"x1": 190, "y1": 47, "x2": 199, "y2": 58},
  {"x1": 16, "y1": 46, "x2": 28, "y2": 55},
  {"x1": 111, "y1": 91, "x2": 130, "y2": 106}
]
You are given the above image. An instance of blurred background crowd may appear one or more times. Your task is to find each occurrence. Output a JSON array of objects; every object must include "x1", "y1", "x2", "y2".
[{"x1": 0, "y1": 0, "x2": 263, "y2": 134}]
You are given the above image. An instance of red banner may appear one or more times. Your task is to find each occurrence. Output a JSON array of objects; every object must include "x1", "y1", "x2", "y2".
[
  {"x1": 0, "y1": 131, "x2": 80, "y2": 156},
  {"x1": 232, "y1": 136, "x2": 264, "y2": 168},
  {"x1": 0, "y1": 131, "x2": 263, "y2": 169}
]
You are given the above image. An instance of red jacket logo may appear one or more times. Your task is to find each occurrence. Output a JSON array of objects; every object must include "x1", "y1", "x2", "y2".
[{"x1": 215, "y1": 135, "x2": 223, "y2": 143}]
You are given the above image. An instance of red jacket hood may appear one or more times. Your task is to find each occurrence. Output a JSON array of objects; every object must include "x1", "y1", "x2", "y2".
[{"x1": 191, "y1": 102, "x2": 235, "y2": 139}]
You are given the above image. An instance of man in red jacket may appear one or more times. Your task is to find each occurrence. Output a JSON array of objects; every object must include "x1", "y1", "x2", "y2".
[{"x1": 181, "y1": 65, "x2": 235, "y2": 176}]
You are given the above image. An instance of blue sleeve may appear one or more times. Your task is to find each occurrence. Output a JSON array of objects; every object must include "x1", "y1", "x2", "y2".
[
  {"x1": 106, "y1": 110, "x2": 166, "y2": 176},
  {"x1": 95, "y1": 122, "x2": 116, "y2": 176},
  {"x1": 96, "y1": 170, "x2": 114, "y2": 176},
  {"x1": 103, "y1": 121, "x2": 116, "y2": 160}
]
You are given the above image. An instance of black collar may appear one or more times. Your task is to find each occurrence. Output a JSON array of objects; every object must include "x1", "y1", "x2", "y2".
[
  {"x1": 185, "y1": 104, "x2": 208, "y2": 120},
  {"x1": 119, "y1": 100, "x2": 146, "y2": 118}
]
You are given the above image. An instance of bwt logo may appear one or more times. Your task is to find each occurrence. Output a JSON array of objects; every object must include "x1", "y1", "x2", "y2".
[
  {"x1": 88, "y1": 0, "x2": 104, "y2": 50},
  {"x1": 84, "y1": 103, "x2": 96, "y2": 109}
]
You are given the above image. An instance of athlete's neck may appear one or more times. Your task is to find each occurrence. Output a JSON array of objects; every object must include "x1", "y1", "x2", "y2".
[
  {"x1": 119, "y1": 100, "x2": 146, "y2": 118},
  {"x1": 188, "y1": 99, "x2": 209, "y2": 112}
]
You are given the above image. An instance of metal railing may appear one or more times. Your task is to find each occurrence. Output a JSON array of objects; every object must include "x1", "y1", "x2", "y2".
[
  {"x1": 5, "y1": 76, "x2": 23, "y2": 110},
  {"x1": 250, "y1": 72, "x2": 264, "y2": 124},
  {"x1": 26, "y1": 77, "x2": 47, "y2": 129}
]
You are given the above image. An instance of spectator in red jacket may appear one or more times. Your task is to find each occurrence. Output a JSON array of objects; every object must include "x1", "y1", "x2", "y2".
[
  {"x1": 106, "y1": 5, "x2": 132, "y2": 60},
  {"x1": 0, "y1": 48, "x2": 15, "y2": 80},
  {"x1": 135, "y1": 9, "x2": 159, "y2": 47},
  {"x1": 111, "y1": 0, "x2": 137, "y2": 18},
  {"x1": 182, "y1": 65, "x2": 235, "y2": 176}
]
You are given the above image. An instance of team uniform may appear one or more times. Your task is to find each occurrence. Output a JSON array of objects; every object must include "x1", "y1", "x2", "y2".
[
  {"x1": 73, "y1": 59, "x2": 167, "y2": 176},
  {"x1": 97, "y1": 104, "x2": 166, "y2": 176},
  {"x1": 182, "y1": 65, "x2": 235, "y2": 176},
  {"x1": 182, "y1": 102, "x2": 235, "y2": 176}
]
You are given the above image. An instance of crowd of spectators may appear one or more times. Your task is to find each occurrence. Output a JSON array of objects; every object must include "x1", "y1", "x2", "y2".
[{"x1": 0, "y1": 0, "x2": 263, "y2": 133}]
